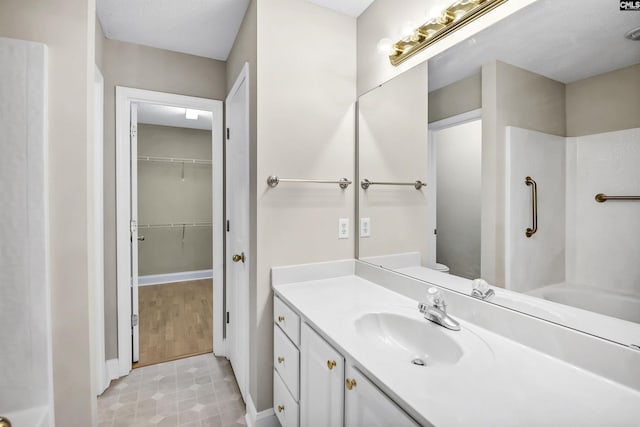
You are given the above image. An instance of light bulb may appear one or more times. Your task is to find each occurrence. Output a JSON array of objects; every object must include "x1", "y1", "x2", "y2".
[
  {"x1": 401, "y1": 21, "x2": 416, "y2": 39},
  {"x1": 376, "y1": 38, "x2": 394, "y2": 55}
]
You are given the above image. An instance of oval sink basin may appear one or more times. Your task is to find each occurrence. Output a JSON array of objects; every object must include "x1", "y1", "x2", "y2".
[{"x1": 355, "y1": 312, "x2": 464, "y2": 366}]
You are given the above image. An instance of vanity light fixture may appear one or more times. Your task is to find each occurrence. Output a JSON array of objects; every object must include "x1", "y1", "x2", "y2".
[{"x1": 385, "y1": 0, "x2": 508, "y2": 66}]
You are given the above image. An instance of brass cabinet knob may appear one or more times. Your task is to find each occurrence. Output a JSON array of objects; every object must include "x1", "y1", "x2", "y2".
[
  {"x1": 346, "y1": 378, "x2": 357, "y2": 390},
  {"x1": 0, "y1": 417, "x2": 12, "y2": 427},
  {"x1": 232, "y1": 252, "x2": 245, "y2": 263},
  {"x1": 278, "y1": 315, "x2": 285, "y2": 322},
  {"x1": 277, "y1": 356, "x2": 285, "y2": 364},
  {"x1": 327, "y1": 360, "x2": 337, "y2": 370},
  {"x1": 277, "y1": 405, "x2": 285, "y2": 413}
]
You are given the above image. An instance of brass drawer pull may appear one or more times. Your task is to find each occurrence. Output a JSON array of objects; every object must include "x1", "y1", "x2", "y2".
[
  {"x1": 277, "y1": 356, "x2": 285, "y2": 364},
  {"x1": 277, "y1": 405, "x2": 285, "y2": 413},
  {"x1": 327, "y1": 360, "x2": 337, "y2": 370},
  {"x1": 346, "y1": 378, "x2": 357, "y2": 390},
  {"x1": 278, "y1": 315, "x2": 285, "y2": 322}
]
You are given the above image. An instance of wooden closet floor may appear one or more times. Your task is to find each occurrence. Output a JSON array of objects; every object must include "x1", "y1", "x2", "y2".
[{"x1": 134, "y1": 279, "x2": 213, "y2": 368}]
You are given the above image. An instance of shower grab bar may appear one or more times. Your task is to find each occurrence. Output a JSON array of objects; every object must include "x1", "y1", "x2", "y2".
[
  {"x1": 267, "y1": 176, "x2": 352, "y2": 189},
  {"x1": 525, "y1": 176, "x2": 538, "y2": 238},
  {"x1": 595, "y1": 193, "x2": 640, "y2": 203},
  {"x1": 360, "y1": 179, "x2": 426, "y2": 190}
]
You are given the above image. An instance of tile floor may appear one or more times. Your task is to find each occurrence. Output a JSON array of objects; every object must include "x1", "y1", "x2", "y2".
[{"x1": 97, "y1": 354, "x2": 246, "y2": 427}]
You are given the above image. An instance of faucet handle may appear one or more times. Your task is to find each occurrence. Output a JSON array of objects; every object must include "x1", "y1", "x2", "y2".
[
  {"x1": 472, "y1": 278, "x2": 490, "y2": 293},
  {"x1": 426, "y1": 287, "x2": 444, "y2": 309}
]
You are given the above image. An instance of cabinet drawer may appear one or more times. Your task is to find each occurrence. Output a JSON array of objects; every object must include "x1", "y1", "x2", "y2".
[
  {"x1": 274, "y1": 325, "x2": 300, "y2": 400},
  {"x1": 274, "y1": 296, "x2": 300, "y2": 346},
  {"x1": 274, "y1": 369, "x2": 299, "y2": 427}
]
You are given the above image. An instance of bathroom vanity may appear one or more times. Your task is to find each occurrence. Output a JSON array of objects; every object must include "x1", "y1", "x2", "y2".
[{"x1": 272, "y1": 260, "x2": 640, "y2": 427}]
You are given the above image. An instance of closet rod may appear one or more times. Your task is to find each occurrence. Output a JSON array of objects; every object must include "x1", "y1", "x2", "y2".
[
  {"x1": 137, "y1": 156, "x2": 212, "y2": 165},
  {"x1": 138, "y1": 222, "x2": 213, "y2": 229}
]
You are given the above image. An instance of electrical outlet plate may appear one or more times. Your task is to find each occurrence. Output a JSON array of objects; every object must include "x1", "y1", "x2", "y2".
[
  {"x1": 338, "y1": 218, "x2": 349, "y2": 239},
  {"x1": 360, "y1": 218, "x2": 371, "y2": 238}
]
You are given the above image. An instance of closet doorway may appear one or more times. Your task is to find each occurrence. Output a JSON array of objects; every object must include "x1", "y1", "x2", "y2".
[
  {"x1": 115, "y1": 88, "x2": 224, "y2": 375},
  {"x1": 133, "y1": 103, "x2": 215, "y2": 367}
]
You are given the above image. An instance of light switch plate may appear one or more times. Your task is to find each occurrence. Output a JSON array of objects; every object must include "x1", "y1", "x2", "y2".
[
  {"x1": 338, "y1": 218, "x2": 349, "y2": 239},
  {"x1": 360, "y1": 218, "x2": 371, "y2": 238}
]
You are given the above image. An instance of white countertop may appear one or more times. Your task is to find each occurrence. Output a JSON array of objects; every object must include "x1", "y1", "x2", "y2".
[{"x1": 274, "y1": 274, "x2": 640, "y2": 427}]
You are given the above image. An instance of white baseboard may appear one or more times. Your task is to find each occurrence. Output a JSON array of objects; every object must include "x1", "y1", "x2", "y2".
[
  {"x1": 245, "y1": 394, "x2": 279, "y2": 427},
  {"x1": 138, "y1": 269, "x2": 213, "y2": 286}
]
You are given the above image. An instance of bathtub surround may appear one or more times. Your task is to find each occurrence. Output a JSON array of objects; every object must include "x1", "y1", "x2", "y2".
[{"x1": 0, "y1": 37, "x2": 53, "y2": 424}]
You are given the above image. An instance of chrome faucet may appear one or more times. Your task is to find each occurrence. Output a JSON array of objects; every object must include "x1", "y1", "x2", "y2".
[
  {"x1": 418, "y1": 287, "x2": 460, "y2": 331},
  {"x1": 471, "y1": 278, "x2": 495, "y2": 301}
]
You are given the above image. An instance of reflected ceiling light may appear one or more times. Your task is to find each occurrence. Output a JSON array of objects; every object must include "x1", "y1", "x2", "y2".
[
  {"x1": 387, "y1": 0, "x2": 508, "y2": 66},
  {"x1": 185, "y1": 108, "x2": 199, "y2": 120}
]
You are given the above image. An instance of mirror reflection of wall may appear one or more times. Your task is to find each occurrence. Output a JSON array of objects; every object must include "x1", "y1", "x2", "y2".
[{"x1": 357, "y1": 0, "x2": 640, "y2": 346}]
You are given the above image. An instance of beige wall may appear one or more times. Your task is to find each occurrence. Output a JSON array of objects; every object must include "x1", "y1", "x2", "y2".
[
  {"x1": 101, "y1": 29, "x2": 227, "y2": 358},
  {"x1": 254, "y1": 0, "x2": 356, "y2": 411},
  {"x1": 356, "y1": 0, "x2": 537, "y2": 96},
  {"x1": 566, "y1": 63, "x2": 640, "y2": 137},
  {"x1": 137, "y1": 124, "x2": 213, "y2": 275},
  {"x1": 358, "y1": 63, "x2": 429, "y2": 263},
  {"x1": 428, "y1": 73, "x2": 481, "y2": 123},
  {"x1": 482, "y1": 60, "x2": 565, "y2": 286},
  {"x1": 0, "y1": 0, "x2": 97, "y2": 425}
]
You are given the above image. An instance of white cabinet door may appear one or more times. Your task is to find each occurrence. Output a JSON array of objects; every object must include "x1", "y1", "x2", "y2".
[
  {"x1": 300, "y1": 323, "x2": 344, "y2": 427},
  {"x1": 344, "y1": 365, "x2": 420, "y2": 427}
]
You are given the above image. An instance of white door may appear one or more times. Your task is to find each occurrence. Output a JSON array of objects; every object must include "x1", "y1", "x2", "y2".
[
  {"x1": 344, "y1": 365, "x2": 419, "y2": 427},
  {"x1": 300, "y1": 324, "x2": 344, "y2": 427},
  {"x1": 130, "y1": 103, "x2": 140, "y2": 363},
  {"x1": 225, "y1": 65, "x2": 250, "y2": 400}
]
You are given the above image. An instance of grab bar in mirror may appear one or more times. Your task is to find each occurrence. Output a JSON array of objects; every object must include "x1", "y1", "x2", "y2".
[
  {"x1": 595, "y1": 193, "x2": 640, "y2": 203},
  {"x1": 360, "y1": 179, "x2": 426, "y2": 190},
  {"x1": 525, "y1": 176, "x2": 538, "y2": 238},
  {"x1": 267, "y1": 176, "x2": 352, "y2": 189}
]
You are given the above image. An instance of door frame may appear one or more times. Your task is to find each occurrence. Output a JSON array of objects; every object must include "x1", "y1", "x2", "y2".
[
  {"x1": 115, "y1": 87, "x2": 224, "y2": 376},
  {"x1": 427, "y1": 108, "x2": 482, "y2": 268}
]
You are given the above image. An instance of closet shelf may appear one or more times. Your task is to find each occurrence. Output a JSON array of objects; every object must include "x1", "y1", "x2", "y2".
[
  {"x1": 138, "y1": 222, "x2": 212, "y2": 229},
  {"x1": 137, "y1": 155, "x2": 212, "y2": 165}
]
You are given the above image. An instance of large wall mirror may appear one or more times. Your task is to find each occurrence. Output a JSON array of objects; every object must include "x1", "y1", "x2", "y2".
[{"x1": 357, "y1": 0, "x2": 640, "y2": 347}]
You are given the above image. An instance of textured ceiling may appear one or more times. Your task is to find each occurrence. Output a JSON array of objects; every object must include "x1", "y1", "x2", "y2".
[
  {"x1": 429, "y1": 0, "x2": 640, "y2": 91},
  {"x1": 97, "y1": 0, "x2": 372, "y2": 61},
  {"x1": 97, "y1": 0, "x2": 250, "y2": 60}
]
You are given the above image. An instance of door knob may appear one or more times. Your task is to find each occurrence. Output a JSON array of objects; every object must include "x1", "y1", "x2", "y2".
[
  {"x1": 232, "y1": 252, "x2": 245, "y2": 263},
  {"x1": 0, "y1": 417, "x2": 12, "y2": 427},
  {"x1": 137, "y1": 235, "x2": 145, "y2": 241}
]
